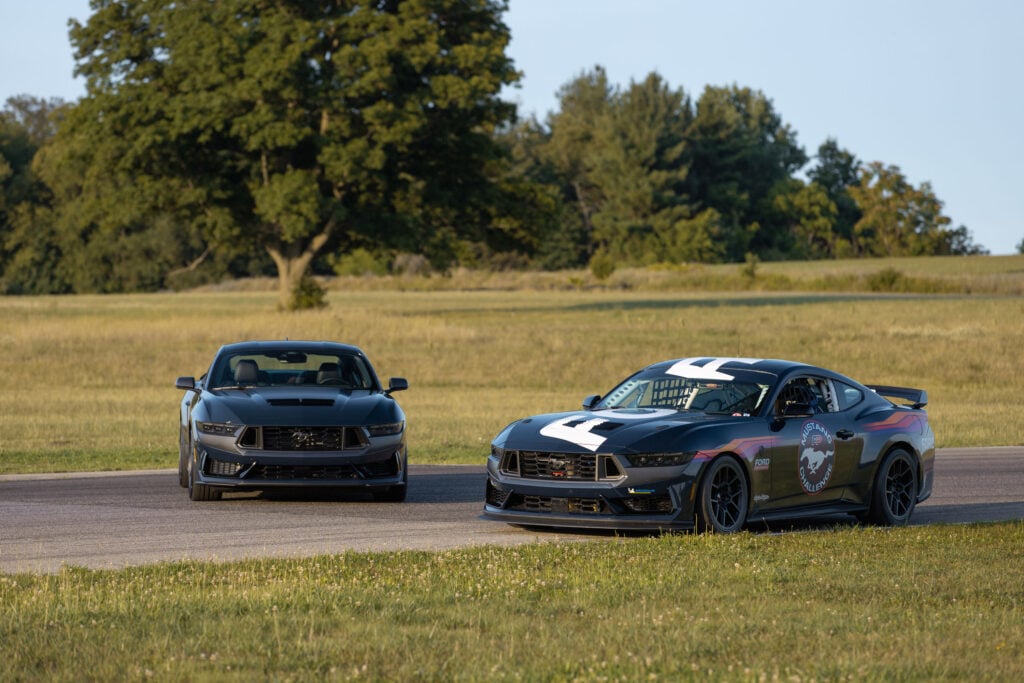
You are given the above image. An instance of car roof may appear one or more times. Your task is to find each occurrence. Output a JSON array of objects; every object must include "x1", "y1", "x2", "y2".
[
  {"x1": 645, "y1": 357, "x2": 815, "y2": 376},
  {"x1": 216, "y1": 340, "x2": 365, "y2": 356}
]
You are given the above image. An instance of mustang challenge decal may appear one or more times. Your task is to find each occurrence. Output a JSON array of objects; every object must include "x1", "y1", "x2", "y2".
[{"x1": 798, "y1": 420, "x2": 835, "y2": 494}]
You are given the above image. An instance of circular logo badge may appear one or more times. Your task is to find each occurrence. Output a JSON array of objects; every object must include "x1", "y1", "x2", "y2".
[{"x1": 798, "y1": 420, "x2": 835, "y2": 494}]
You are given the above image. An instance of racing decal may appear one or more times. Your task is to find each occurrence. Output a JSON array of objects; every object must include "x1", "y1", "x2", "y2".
[
  {"x1": 693, "y1": 436, "x2": 774, "y2": 463},
  {"x1": 865, "y1": 412, "x2": 925, "y2": 432},
  {"x1": 539, "y1": 409, "x2": 676, "y2": 452},
  {"x1": 798, "y1": 420, "x2": 835, "y2": 494},
  {"x1": 665, "y1": 357, "x2": 763, "y2": 381}
]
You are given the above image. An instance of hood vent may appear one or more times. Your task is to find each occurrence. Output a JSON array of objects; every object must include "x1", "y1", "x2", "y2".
[{"x1": 266, "y1": 398, "x2": 336, "y2": 407}]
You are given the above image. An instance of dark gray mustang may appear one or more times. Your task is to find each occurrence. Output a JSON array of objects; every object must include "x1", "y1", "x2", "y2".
[{"x1": 176, "y1": 340, "x2": 408, "y2": 502}]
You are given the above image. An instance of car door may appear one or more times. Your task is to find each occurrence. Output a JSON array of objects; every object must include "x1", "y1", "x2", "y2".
[{"x1": 760, "y1": 375, "x2": 865, "y2": 510}]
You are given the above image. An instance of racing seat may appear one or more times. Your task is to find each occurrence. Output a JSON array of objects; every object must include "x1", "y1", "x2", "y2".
[
  {"x1": 316, "y1": 362, "x2": 342, "y2": 384},
  {"x1": 777, "y1": 383, "x2": 818, "y2": 415},
  {"x1": 234, "y1": 359, "x2": 259, "y2": 385}
]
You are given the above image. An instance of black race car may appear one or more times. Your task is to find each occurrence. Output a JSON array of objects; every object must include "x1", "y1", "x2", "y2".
[
  {"x1": 484, "y1": 357, "x2": 934, "y2": 532},
  {"x1": 176, "y1": 341, "x2": 408, "y2": 501}
]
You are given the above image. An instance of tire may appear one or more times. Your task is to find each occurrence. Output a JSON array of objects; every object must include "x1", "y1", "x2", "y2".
[
  {"x1": 696, "y1": 457, "x2": 748, "y2": 533},
  {"x1": 188, "y1": 452, "x2": 222, "y2": 501},
  {"x1": 868, "y1": 448, "x2": 917, "y2": 525},
  {"x1": 177, "y1": 430, "x2": 190, "y2": 489},
  {"x1": 372, "y1": 467, "x2": 408, "y2": 503},
  {"x1": 372, "y1": 484, "x2": 407, "y2": 503}
]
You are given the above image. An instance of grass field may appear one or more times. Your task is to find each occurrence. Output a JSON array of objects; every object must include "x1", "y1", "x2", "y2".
[
  {"x1": 2, "y1": 255, "x2": 1023, "y2": 680},
  {"x1": 2, "y1": 256, "x2": 1023, "y2": 473},
  {"x1": 2, "y1": 523, "x2": 1023, "y2": 681}
]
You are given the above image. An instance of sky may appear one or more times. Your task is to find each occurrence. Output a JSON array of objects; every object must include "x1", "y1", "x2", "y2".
[{"x1": 2, "y1": 1, "x2": 1021, "y2": 254}]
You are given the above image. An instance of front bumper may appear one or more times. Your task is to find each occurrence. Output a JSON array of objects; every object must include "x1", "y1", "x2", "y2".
[
  {"x1": 193, "y1": 440, "x2": 406, "y2": 490},
  {"x1": 483, "y1": 454, "x2": 699, "y2": 531}
]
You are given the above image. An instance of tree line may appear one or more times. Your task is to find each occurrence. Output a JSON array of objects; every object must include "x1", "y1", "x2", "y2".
[{"x1": 0, "y1": 0, "x2": 989, "y2": 308}]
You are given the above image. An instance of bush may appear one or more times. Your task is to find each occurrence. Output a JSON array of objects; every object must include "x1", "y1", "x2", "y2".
[
  {"x1": 589, "y1": 249, "x2": 616, "y2": 281},
  {"x1": 867, "y1": 267, "x2": 906, "y2": 292},
  {"x1": 286, "y1": 275, "x2": 328, "y2": 310},
  {"x1": 331, "y1": 248, "x2": 388, "y2": 276},
  {"x1": 741, "y1": 252, "x2": 760, "y2": 282}
]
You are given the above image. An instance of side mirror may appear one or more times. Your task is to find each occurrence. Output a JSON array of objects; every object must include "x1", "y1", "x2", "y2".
[
  {"x1": 386, "y1": 377, "x2": 409, "y2": 395},
  {"x1": 175, "y1": 376, "x2": 196, "y2": 391},
  {"x1": 582, "y1": 394, "x2": 602, "y2": 410}
]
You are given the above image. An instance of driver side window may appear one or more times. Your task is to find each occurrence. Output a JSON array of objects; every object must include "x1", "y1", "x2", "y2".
[{"x1": 775, "y1": 377, "x2": 834, "y2": 415}]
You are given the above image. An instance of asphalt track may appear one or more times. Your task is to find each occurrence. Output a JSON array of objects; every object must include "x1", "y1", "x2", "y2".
[{"x1": 1, "y1": 447, "x2": 1021, "y2": 573}]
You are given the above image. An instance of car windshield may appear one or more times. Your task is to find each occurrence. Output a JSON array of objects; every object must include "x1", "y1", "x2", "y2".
[
  {"x1": 209, "y1": 350, "x2": 375, "y2": 389},
  {"x1": 596, "y1": 366, "x2": 773, "y2": 415}
]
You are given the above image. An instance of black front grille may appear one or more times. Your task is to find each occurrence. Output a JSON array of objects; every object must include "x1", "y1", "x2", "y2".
[
  {"x1": 255, "y1": 464, "x2": 360, "y2": 480},
  {"x1": 251, "y1": 457, "x2": 398, "y2": 481},
  {"x1": 513, "y1": 452, "x2": 598, "y2": 480},
  {"x1": 621, "y1": 496, "x2": 674, "y2": 513},
  {"x1": 260, "y1": 426, "x2": 367, "y2": 451},
  {"x1": 510, "y1": 494, "x2": 607, "y2": 514}
]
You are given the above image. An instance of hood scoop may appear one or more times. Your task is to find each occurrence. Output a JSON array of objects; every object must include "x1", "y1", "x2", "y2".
[{"x1": 266, "y1": 398, "x2": 336, "y2": 407}]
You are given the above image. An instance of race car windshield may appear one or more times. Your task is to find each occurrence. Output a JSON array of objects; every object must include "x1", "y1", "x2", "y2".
[{"x1": 597, "y1": 372, "x2": 770, "y2": 415}]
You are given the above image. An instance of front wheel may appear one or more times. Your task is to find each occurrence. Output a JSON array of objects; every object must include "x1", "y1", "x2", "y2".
[
  {"x1": 696, "y1": 457, "x2": 748, "y2": 533},
  {"x1": 178, "y1": 431, "x2": 190, "y2": 489},
  {"x1": 372, "y1": 468, "x2": 408, "y2": 503},
  {"x1": 867, "y1": 448, "x2": 917, "y2": 525},
  {"x1": 372, "y1": 484, "x2": 407, "y2": 502}
]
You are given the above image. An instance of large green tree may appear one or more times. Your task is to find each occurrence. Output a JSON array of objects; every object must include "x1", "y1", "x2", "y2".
[
  {"x1": 687, "y1": 85, "x2": 807, "y2": 260},
  {"x1": 542, "y1": 66, "x2": 614, "y2": 261},
  {"x1": 46, "y1": 0, "x2": 518, "y2": 306},
  {"x1": 0, "y1": 96, "x2": 68, "y2": 294},
  {"x1": 847, "y1": 162, "x2": 984, "y2": 257},
  {"x1": 518, "y1": 68, "x2": 723, "y2": 268},
  {"x1": 807, "y1": 138, "x2": 861, "y2": 257},
  {"x1": 588, "y1": 73, "x2": 721, "y2": 264}
]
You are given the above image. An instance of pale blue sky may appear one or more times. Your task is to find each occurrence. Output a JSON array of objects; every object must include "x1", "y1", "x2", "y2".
[{"x1": 3, "y1": 0, "x2": 1021, "y2": 254}]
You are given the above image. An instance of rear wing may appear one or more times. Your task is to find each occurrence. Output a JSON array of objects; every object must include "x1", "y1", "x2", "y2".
[{"x1": 866, "y1": 384, "x2": 928, "y2": 409}]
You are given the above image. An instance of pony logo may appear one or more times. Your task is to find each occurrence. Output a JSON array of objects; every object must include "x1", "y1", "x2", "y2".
[{"x1": 798, "y1": 420, "x2": 835, "y2": 494}]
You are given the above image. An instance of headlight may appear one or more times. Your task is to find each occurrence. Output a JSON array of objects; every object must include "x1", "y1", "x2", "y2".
[
  {"x1": 367, "y1": 421, "x2": 404, "y2": 437},
  {"x1": 196, "y1": 421, "x2": 242, "y2": 437},
  {"x1": 626, "y1": 452, "x2": 694, "y2": 468}
]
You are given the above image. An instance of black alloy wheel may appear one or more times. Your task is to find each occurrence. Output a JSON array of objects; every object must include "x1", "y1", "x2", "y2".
[
  {"x1": 697, "y1": 457, "x2": 749, "y2": 533},
  {"x1": 868, "y1": 448, "x2": 917, "y2": 526}
]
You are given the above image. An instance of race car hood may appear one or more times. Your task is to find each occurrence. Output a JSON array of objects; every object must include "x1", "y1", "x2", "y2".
[
  {"x1": 496, "y1": 407, "x2": 737, "y2": 454},
  {"x1": 202, "y1": 386, "x2": 398, "y2": 426}
]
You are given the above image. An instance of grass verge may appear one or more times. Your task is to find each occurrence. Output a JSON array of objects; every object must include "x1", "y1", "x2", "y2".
[{"x1": 2, "y1": 522, "x2": 1022, "y2": 680}]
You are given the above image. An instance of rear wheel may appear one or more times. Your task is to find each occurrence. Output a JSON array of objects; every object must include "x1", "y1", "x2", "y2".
[
  {"x1": 868, "y1": 448, "x2": 917, "y2": 525},
  {"x1": 696, "y1": 457, "x2": 748, "y2": 533},
  {"x1": 188, "y1": 453, "x2": 222, "y2": 501}
]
